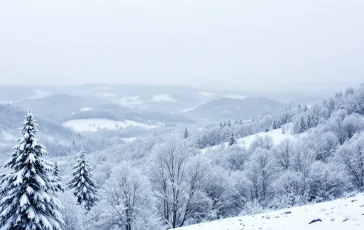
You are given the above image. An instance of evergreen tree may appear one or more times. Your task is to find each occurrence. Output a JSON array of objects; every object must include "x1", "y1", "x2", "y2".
[
  {"x1": 299, "y1": 116, "x2": 307, "y2": 133},
  {"x1": 183, "y1": 128, "x2": 190, "y2": 139},
  {"x1": 0, "y1": 111, "x2": 64, "y2": 230},
  {"x1": 227, "y1": 120, "x2": 232, "y2": 128},
  {"x1": 53, "y1": 162, "x2": 64, "y2": 193},
  {"x1": 228, "y1": 134, "x2": 237, "y2": 147},
  {"x1": 68, "y1": 147, "x2": 98, "y2": 210}
]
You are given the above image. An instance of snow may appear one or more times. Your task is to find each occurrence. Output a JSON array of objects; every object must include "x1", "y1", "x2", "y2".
[
  {"x1": 223, "y1": 94, "x2": 248, "y2": 100},
  {"x1": 120, "y1": 137, "x2": 137, "y2": 142},
  {"x1": 80, "y1": 107, "x2": 93, "y2": 112},
  {"x1": 29, "y1": 89, "x2": 53, "y2": 99},
  {"x1": 151, "y1": 94, "x2": 176, "y2": 102},
  {"x1": 118, "y1": 96, "x2": 144, "y2": 108},
  {"x1": 201, "y1": 124, "x2": 294, "y2": 154},
  {"x1": 62, "y1": 119, "x2": 159, "y2": 132},
  {"x1": 198, "y1": 92, "x2": 216, "y2": 97},
  {"x1": 175, "y1": 193, "x2": 364, "y2": 230}
]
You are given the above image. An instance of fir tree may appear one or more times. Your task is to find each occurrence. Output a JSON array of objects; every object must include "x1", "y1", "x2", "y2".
[
  {"x1": 227, "y1": 120, "x2": 232, "y2": 128},
  {"x1": 53, "y1": 162, "x2": 64, "y2": 193},
  {"x1": 228, "y1": 134, "x2": 237, "y2": 147},
  {"x1": 68, "y1": 147, "x2": 98, "y2": 210},
  {"x1": 299, "y1": 116, "x2": 307, "y2": 133},
  {"x1": 183, "y1": 128, "x2": 190, "y2": 139},
  {"x1": 0, "y1": 111, "x2": 64, "y2": 230}
]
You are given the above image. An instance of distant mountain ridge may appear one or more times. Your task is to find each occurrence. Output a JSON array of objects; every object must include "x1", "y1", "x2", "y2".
[{"x1": 189, "y1": 97, "x2": 286, "y2": 120}]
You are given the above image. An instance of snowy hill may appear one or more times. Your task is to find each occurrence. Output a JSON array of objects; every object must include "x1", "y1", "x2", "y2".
[
  {"x1": 62, "y1": 118, "x2": 160, "y2": 132},
  {"x1": 176, "y1": 193, "x2": 364, "y2": 230},
  {"x1": 201, "y1": 124, "x2": 295, "y2": 154},
  {"x1": 189, "y1": 97, "x2": 286, "y2": 120}
]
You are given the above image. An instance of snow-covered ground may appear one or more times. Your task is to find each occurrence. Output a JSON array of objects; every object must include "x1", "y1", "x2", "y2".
[
  {"x1": 176, "y1": 193, "x2": 364, "y2": 230},
  {"x1": 118, "y1": 96, "x2": 144, "y2": 108},
  {"x1": 151, "y1": 94, "x2": 176, "y2": 102},
  {"x1": 201, "y1": 124, "x2": 294, "y2": 154},
  {"x1": 62, "y1": 119, "x2": 159, "y2": 132},
  {"x1": 223, "y1": 94, "x2": 247, "y2": 100},
  {"x1": 80, "y1": 107, "x2": 93, "y2": 112},
  {"x1": 198, "y1": 92, "x2": 216, "y2": 97}
]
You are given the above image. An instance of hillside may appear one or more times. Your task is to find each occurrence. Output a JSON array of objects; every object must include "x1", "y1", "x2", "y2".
[
  {"x1": 201, "y1": 123, "x2": 295, "y2": 154},
  {"x1": 0, "y1": 104, "x2": 110, "y2": 156},
  {"x1": 175, "y1": 193, "x2": 364, "y2": 230},
  {"x1": 189, "y1": 97, "x2": 286, "y2": 120}
]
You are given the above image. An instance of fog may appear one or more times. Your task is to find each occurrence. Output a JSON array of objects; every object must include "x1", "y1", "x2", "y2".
[{"x1": 0, "y1": 0, "x2": 363, "y2": 90}]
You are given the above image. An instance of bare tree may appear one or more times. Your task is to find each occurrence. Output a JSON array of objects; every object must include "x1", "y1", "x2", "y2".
[{"x1": 150, "y1": 138, "x2": 206, "y2": 229}]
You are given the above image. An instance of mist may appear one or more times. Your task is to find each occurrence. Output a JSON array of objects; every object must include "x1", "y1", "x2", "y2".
[{"x1": 1, "y1": 0, "x2": 363, "y2": 91}]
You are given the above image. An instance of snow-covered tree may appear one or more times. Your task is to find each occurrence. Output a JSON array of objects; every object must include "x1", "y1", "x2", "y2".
[
  {"x1": 59, "y1": 191, "x2": 85, "y2": 230},
  {"x1": 68, "y1": 147, "x2": 99, "y2": 210},
  {"x1": 53, "y1": 162, "x2": 64, "y2": 193},
  {"x1": 150, "y1": 138, "x2": 206, "y2": 228},
  {"x1": 183, "y1": 128, "x2": 190, "y2": 139},
  {"x1": 0, "y1": 111, "x2": 64, "y2": 230},
  {"x1": 228, "y1": 134, "x2": 237, "y2": 147},
  {"x1": 298, "y1": 116, "x2": 307, "y2": 133},
  {"x1": 334, "y1": 133, "x2": 364, "y2": 191},
  {"x1": 101, "y1": 163, "x2": 156, "y2": 230}
]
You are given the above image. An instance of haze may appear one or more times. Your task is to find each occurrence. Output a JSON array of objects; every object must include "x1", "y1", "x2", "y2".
[{"x1": 0, "y1": 0, "x2": 363, "y2": 91}]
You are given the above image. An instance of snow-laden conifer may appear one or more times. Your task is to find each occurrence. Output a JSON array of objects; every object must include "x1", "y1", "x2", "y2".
[
  {"x1": 53, "y1": 162, "x2": 64, "y2": 193},
  {"x1": 228, "y1": 133, "x2": 237, "y2": 147},
  {"x1": 68, "y1": 147, "x2": 98, "y2": 210},
  {"x1": 0, "y1": 111, "x2": 64, "y2": 230},
  {"x1": 183, "y1": 128, "x2": 190, "y2": 139}
]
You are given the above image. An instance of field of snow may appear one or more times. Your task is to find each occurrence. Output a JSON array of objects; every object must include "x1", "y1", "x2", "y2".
[
  {"x1": 176, "y1": 193, "x2": 364, "y2": 230},
  {"x1": 223, "y1": 94, "x2": 247, "y2": 100},
  {"x1": 118, "y1": 96, "x2": 144, "y2": 108},
  {"x1": 80, "y1": 107, "x2": 93, "y2": 112},
  {"x1": 201, "y1": 124, "x2": 294, "y2": 153},
  {"x1": 151, "y1": 94, "x2": 176, "y2": 102},
  {"x1": 198, "y1": 92, "x2": 216, "y2": 97},
  {"x1": 62, "y1": 119, "x2": 159, "y2": 132}
]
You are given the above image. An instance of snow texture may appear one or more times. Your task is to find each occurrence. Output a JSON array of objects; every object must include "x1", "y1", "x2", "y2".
[
  {"x1": 151, "y1": 94, "x2": 176, "y2": 102},
  {"x1": 117, "y1": 95, "x2": 144, "y2": 108},
  {"x1": 223, "y1": 94, "x2": 248, "y2": 100},
  {"x1": 202, "y1": 124, "x2": 295, "y2": 153},
  {"x1": 80, "y1": 107, "x2": 93, "y2": 112},
  {"x1": 175, "y1": 193, "x2": 364, "y2": 230},
  {"x1": 62, "y1": 118, "x2": 159, "y2": 132}
]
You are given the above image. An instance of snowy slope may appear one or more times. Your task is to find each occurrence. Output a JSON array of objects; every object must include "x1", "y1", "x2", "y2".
[
  {"x1": 201, "y1": 124, "x2": 294, "y2": 154},
  {"x1": 176, "y1": 193, "x2": 364, "y2": 230},
  {"x1": 62, "y1": 119, "x2": 159, "y2": 132},
  {"x1": 117, "y1": 96, "x2": 144, "y2": 108},
  {"x1": 152, "y1": 94, "x2": 176, "y2": 102}
]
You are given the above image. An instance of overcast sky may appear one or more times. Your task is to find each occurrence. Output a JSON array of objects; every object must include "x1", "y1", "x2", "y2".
[{"x1": 0, "y1": 0, "x2": 363, "y2": 90}]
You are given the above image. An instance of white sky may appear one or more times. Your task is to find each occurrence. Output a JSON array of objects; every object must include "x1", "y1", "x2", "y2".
[{"x1": 0, "y1": 0, "x2": 363, "y2": 90}]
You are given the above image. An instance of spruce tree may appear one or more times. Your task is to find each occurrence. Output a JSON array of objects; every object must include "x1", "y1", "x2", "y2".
[
  {"x1": 53, "y1": 162, "x2": 64, "y2": 193},
  {"x1": 299, "y1": 116, "x2": 307, "y2": 133},
  {"x1": 68, "y1": 147, "x2": 98, "y2": 210},
  {"x1": 183, "y1": 128, "x2": 190, "y2": 139},
  {"x1": 228, "y1": 133, "x2": 237, "y2": 147},
  {"x1": 0, "y1": 111, "x2": 64, "y2": 230}
]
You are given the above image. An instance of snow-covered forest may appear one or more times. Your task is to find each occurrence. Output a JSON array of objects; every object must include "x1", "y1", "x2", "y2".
[{"x1": 1, "y1": 84, "x2": 364, "y2": 229}]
